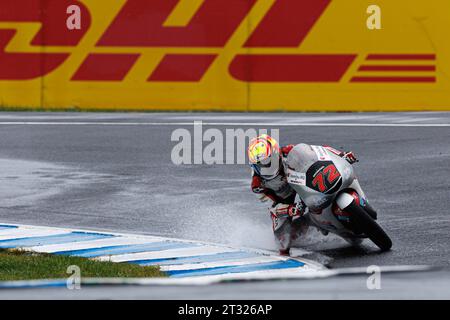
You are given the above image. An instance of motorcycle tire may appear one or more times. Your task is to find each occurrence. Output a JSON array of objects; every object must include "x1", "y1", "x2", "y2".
[{"x1": 347, "y1": 201, "x2": 393, "y2": 251}]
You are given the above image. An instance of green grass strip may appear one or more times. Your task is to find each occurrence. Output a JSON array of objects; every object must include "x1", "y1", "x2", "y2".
[{"x1": 0, "y1": 249, "x2": 166, "y2": 281}]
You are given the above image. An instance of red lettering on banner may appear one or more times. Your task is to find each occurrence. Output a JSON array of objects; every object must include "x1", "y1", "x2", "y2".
[
  {"x1": 149, "y1": 54, "x2": 217, "y2": 81},
  {"x1": 0, "y1": 30, "x2": 68, "y2": 80},
  {"x1": 232, "y1": 0, "x2": 356, "y2": 82},
  {"x1": 229, "y1": 54, "x2": 355, "y2": 82},
  {"x1": 0, "y1": 0, "x2": 90, "y2": 45},
  {"x1": 0, "y1": 0, "x2": 90, "y2": 79},
  {"x1": 245, "y1": 0, "x2": 331, "y2": 47},
  {"x1": 0, "y1": 0, "x2": 359, "y2": 82},
  {"x1": 97, "y1": 0, "x2": 256, "y2": 47}
]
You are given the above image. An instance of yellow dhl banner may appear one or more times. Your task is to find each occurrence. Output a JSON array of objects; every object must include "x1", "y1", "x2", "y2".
[{"x1": 0, "y1": 0, "x2": 449, "y2": 111}]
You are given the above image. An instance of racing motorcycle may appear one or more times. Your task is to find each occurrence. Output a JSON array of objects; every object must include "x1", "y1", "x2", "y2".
[{"x1": 285, "y1": 144, "x2": 392, "y2": 251}]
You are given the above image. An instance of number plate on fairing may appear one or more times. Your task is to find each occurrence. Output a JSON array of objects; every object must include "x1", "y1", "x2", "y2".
[{"x1": 306, "y1": 161, "x2": 343, "y2": 195}]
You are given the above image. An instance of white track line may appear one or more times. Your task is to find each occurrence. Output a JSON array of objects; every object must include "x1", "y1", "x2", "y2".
[
  {"x1": 0, "y1": 229, "x2": 68, "y2": 241},
  {"x1": 160, "y1": 256, "x2": 286, "y2": 272},
  {"x1": 97, "y1": 246, "x2": 239, "y2": 263},
  {"x1": 28, "y1": 236, "x2": 157, "y2": 253},
  {"x1": 0, "y1": 122, "x2": 449, "y2": 127}
]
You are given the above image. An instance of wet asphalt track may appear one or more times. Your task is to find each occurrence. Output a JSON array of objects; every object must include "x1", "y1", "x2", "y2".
[{"x1": 0, "y1": 112, "x2": 449, "y2": 298}]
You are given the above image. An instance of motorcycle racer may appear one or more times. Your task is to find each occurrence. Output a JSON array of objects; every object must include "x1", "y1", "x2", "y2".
[{"x1": 248, "y1": 134, "x2": 358, "y2": 256}]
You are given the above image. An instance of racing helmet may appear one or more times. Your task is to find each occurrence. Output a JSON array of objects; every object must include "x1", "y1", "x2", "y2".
[{"x1": 248, "y1": 134, "x2": 281, "y2": 180}]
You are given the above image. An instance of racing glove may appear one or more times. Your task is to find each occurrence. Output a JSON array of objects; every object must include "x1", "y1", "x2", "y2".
[
  {"x1": 289, "y1": 201, "x2": 307, "y2": 218},
  {"x1": 343, "y1": 151, "x2": 358, "y2": 164},
  {"x1": 324, "y1": 146, "x2": 358, "y2": 164}
]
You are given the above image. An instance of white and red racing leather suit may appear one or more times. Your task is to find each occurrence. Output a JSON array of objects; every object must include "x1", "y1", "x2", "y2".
[{"x1": 251, "y1": 144, "x2": 357, "y2": 256}]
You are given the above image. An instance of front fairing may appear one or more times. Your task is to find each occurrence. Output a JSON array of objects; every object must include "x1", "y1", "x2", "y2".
[{"x1": 286, "y1": 144, "x2": 355, "y2": 210}]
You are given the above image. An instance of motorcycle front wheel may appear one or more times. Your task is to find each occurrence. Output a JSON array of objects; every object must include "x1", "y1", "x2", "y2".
[{"x1": 347, "y1": 202, "x2": 393, "y2": 251}]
